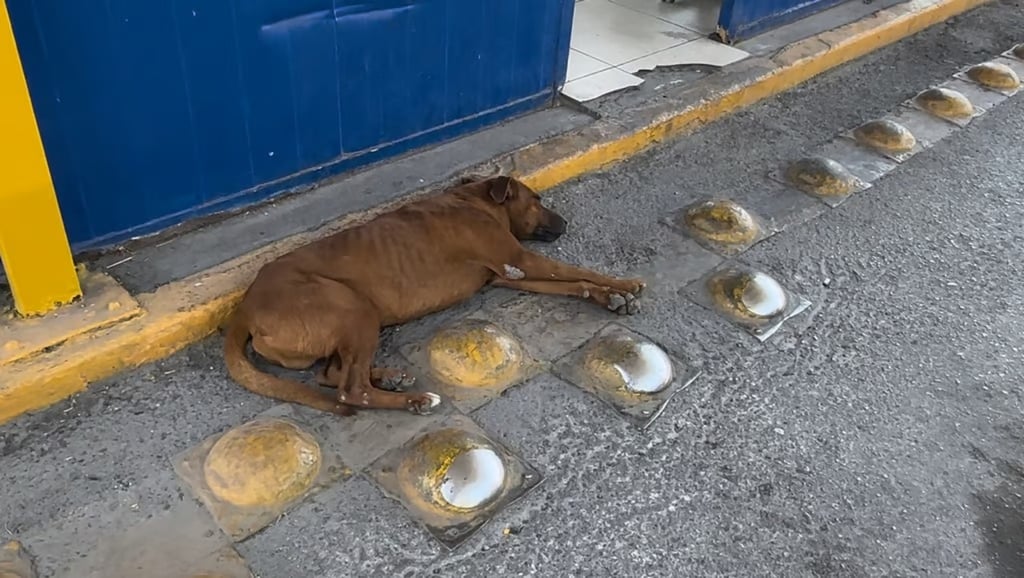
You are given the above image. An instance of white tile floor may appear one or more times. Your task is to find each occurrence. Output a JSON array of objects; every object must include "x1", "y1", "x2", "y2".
[{"x1": 562, "y1": 0, "x2": 751, "y2": 103}]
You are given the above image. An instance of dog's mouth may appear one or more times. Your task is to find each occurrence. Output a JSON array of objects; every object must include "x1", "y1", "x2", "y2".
[
  {"x1": 530, "y1": 227, "x2": 564, "y2": 242},
  {"x1": 531, "y1": 216, "x2": 567, "y2": 242}
]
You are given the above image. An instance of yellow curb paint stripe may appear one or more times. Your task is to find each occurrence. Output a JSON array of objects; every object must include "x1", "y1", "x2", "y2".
[
  {"x1": 0, "y1": 0, "x2": 989, "y2": 425},
  {"x1": 0, "y1": 290, "x2": 241, "y2": 424}
]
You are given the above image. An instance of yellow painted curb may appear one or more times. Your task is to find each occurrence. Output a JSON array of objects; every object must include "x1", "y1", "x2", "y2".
[
  {"x1": 0, "y1": 0, "x2": 989, "y2": 425},
  {"x1": 1, "y1": 266, "x2": 140, "y2": 368}
]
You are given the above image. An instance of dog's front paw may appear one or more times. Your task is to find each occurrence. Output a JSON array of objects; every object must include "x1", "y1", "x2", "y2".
[
  {"x1": 607, "y1": 290, "x2": 641, "y2": 316},
  {"x1": 406, "y1": 392, "x2": 442, "y2": 415}
]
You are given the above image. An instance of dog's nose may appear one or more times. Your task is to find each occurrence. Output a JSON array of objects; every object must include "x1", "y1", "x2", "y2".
[{"x1": 552, "y1": 215, "x2": 568, "y2": 234}]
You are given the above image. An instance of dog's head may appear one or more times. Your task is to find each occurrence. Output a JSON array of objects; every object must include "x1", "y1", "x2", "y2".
[{"x1": 483, "y1": 176, "x2": 567, "y2": 242}]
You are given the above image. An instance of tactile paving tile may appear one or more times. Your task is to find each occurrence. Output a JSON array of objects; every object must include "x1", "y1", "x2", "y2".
[
  {"x1": 172, "y1": 404, "x2": 351, "y2": 541},
  {"x1": 681, "y1": 260, "x2": 810, "y2": 342},
  {"x1": 553, "y1": 322, "x2": 701, "y2": 429},
  {"x1": 365, "y1": 413, "x2": 542, "y2": 549}
]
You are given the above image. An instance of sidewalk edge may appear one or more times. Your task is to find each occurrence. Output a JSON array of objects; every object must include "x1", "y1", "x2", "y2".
[{"x1": 0, "y1": 0, "x2": 988, "y2": 424}]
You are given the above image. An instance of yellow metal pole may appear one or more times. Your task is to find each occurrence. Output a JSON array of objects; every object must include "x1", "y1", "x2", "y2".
[{"x1": 0, "y1": 1, "x2": 81, "y2": 316}]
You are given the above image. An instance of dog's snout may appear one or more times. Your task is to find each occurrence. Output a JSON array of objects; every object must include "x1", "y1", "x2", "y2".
[{"x1": 531, "y1": 211, "x2": 567, "y2": 242}]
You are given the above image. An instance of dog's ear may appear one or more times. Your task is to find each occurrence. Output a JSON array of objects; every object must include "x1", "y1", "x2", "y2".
[{"x1": 488, "y1": 176, "x2": 516, "y2": 204}]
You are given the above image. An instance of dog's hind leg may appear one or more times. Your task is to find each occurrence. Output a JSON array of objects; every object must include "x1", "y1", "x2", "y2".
[
  {"x1": 329, "y1": 354, "x2": 438, "y2": 414},
  {"x1": 343, "y1": 377, "x2": 441, "y2": 414},
  {"x1": 335, "y1": 350, "x2": 441, "y2": 414},
  {"x1": 328, "y1": 318, "x2": 441, "y2": 414},
  {"x1": 317, "y1": 359, "x2": 415, "y2": 392}
]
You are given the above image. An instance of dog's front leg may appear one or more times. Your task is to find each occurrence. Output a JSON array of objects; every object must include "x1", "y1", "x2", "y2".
[
  {"x1": 507, "y1": 250, "x2": 645, "y2": 295},
  {"x1": 492, "y1": 250, "x2": 646, "y2": 315},
  {"x1": 492, "y1": 278, "x2": 641, "y2": 315}
]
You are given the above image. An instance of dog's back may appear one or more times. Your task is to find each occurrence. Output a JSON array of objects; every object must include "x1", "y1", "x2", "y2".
[{"x1": 249, "y1": 185, "x2": 506, "y2": 326}]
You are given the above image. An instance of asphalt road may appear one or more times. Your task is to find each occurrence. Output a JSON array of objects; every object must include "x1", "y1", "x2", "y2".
[{"x1": 2, "y1": 3, "x2": 1024, "y2": 577}]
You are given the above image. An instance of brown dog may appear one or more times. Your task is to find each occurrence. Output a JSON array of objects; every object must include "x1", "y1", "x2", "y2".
[{"x1": 224, "y1": 176, "x2": 646, "y2": 416}]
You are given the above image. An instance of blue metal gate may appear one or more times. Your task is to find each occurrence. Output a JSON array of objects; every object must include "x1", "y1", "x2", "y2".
[
  {"x1": 718, "y1": 0, "x2": 850, "y2": 42},
  {"x1": 7, "y1": 0, "x2": 574, "y2": 250}
]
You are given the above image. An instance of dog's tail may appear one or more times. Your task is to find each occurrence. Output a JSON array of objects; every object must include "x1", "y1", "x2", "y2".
[{"x1": 223, "y1": 311, "x2": 353, "y2": 416}]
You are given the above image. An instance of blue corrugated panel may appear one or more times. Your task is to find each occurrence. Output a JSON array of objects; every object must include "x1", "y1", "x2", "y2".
[
  {"x1": 718, "y1": 0, "x2": 851, "y2": 42},
  {"x1": 8, "y1": 0, "x2": 574, "y2": 249}
]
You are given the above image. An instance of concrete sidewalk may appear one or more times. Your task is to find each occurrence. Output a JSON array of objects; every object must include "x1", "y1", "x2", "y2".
[
  {"x1": 2, "y1": 2, "x2": 1024, "y2": 576},
  {"x1": 0, "y1": 0, "x2": 992, "y2": 425}
]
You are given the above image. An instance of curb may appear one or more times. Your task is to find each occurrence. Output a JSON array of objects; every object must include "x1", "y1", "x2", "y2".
[{"x1": 0, "y1": 0, "x2": 989, "y2": 425}]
